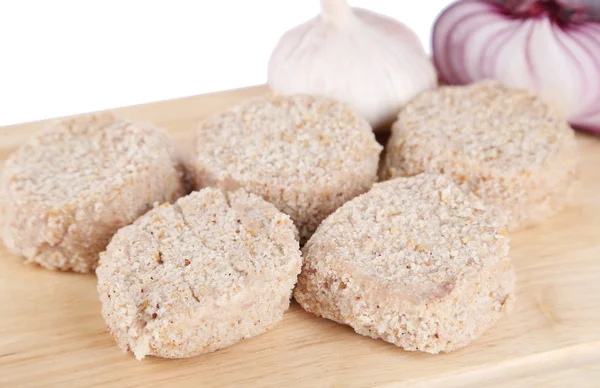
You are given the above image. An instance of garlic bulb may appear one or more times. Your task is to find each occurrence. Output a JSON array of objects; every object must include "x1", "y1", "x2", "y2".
[
  {"x1": 433, "y1": 0, "x2": 600, "y2": 134},
  {"x1": 268, "y1": 0, "x2": 437, "y2": 130}
]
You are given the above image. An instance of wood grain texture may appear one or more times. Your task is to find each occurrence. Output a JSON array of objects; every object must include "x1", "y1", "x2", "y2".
[{"x1": 1, "y1": 87, "x2": 599, "y2": 388}]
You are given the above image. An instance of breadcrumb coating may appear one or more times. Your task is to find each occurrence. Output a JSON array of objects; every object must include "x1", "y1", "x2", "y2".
[
  {"x1": 0, "y1": 113, "x2": 188, "y2": 272},
  {"x1": 192, "y1": 94, "x2": 382, "y2": 242},
  {"x1": 381, "y1": 80, "x2": 579, "y2": 230},
  {"x1": 295, "y1": 174, "x2": 515, "y2": 353},
  {"x1": 97, "y1": 188, "x2": 302, "y2": 360}
]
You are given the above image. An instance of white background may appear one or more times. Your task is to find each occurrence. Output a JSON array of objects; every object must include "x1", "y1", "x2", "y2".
[{"x1": 0, "y1": 1, "x2": 452, "y2": 126}]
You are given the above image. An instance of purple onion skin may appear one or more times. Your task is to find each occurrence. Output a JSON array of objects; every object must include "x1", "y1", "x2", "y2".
[
  {"x1": 485, "y1": 0, "x2": 600, "y2": 24},
  {"x1": 433, "y1": 0, "x2": 600, "y2": 135}
]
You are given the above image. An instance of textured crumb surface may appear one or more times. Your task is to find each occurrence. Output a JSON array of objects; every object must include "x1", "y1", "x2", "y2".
[
  {"x1": 295, "y1": 174, "x2": 515, "y2": 354},
  {"x1": 192, "y1": 94, "x2": 382, "y2": 242},
  {"x1": 96, "y1": 188, "x2": 302, "y2": 360},
  {"x1": 0, "y1": 113, "x2": 188, "y2": 272},
  {"x1": 380, "y1": 80, "x2": 579, "y2": 231}
]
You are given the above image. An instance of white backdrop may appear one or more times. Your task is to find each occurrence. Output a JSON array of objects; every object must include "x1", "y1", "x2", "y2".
[{"x1": 0, "y1": 1, "x2": 452, "y2": 126}]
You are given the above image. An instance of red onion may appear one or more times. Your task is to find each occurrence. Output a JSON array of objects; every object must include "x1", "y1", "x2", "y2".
[{"x1": 433, "y1": 0, "x2": 600, "y2": 134}]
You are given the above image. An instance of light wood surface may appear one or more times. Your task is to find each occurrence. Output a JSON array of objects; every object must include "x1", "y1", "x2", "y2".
[{"x1": 1, "y1": 87, "x2": 599, "y2": 388}]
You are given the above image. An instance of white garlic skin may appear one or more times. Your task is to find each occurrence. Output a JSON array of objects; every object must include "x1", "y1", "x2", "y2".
[{"x1": 268, "y1": 5, "x2": 437, "y2": 130}]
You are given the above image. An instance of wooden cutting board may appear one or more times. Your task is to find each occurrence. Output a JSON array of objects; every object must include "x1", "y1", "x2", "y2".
[{"x1": 1, "y1": 87, "x2": 599, "y2": 388}]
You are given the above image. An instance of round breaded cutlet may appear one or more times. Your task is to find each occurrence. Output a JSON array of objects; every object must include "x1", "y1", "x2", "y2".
[
  {"x1": 192, "y1": 94, "x2": 382, "y2": 242},
  {"x1": 380, "y1": 80, "x2": 579, "y2": 231},
  {"x1": 0, "y1": 113, "x2": 188, "y2": 273},
  {"x1": 97, "y1": 188, "x2": 302, "y2": 360},
  {"x1": 294, "y1": 174, "x2": 515, "y2": 354}
]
